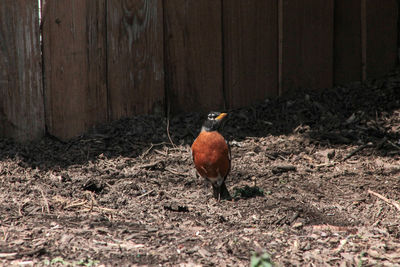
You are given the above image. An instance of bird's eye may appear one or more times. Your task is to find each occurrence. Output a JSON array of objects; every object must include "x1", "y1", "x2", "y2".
[{"x1": 208, "y1": 113, "x2": 217, "y2": 120}]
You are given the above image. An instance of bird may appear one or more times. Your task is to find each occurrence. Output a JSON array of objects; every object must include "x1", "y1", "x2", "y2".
[{"x1": 191, "y1": 111, "x2": 231, "y2": 200}]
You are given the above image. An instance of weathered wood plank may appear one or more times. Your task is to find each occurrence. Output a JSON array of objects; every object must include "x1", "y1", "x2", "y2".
[
  {"x1": 164, "y1": 0, "x2": 224, "y2": 113},
  {"x1": 334, "y1": 0, "x2": 362, "y2": 84},
  {"x1": 366, "y1": 0, "x2": 398, "y2": 79},
  {"x1": 107, "y1": 0, "x2": 164, "y2": 120},
  {"x1": 223, "y1": 0, "x2": 278, "y2": 109},
  {"x1": 42, "y1": 0, "x2": 107, "y2": 140},
  {"x1": 281, "y1": 0, "x2": 334, "y2": 92},
  {"x1": 0, "y1": 1, "x2": 44, "y2": 141}
]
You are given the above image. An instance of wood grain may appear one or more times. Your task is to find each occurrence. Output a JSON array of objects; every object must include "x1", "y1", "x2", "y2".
[
  {"x1": 223, "y1": 0, "x2": 278, "y2": 109},
  {"x1": 42, "y1": 0, "x2": 107, "y2": 140},
  {"x1": 281, "y1": 0, "x2": 334, "y2": 92},
  {"x1": 366, "y1": 0, "x2": 398, "y2": 79},
  {"x1": 107, "y1": 0, "x2": 164, "y2": 120},
  {"x1": 164, "y1": 0, "x2": 224, "y2": 113},
  {"x1": 0, "y1": 1, "x2": 45, "y2": 141},
  {"x1": 334, "y1": 0, "x2": 362, "y2": 84}
]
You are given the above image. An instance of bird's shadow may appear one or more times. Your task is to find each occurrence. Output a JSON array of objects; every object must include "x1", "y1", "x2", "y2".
[{"x1": 232, "y1": 185, "x2": 265, "y2": 200}]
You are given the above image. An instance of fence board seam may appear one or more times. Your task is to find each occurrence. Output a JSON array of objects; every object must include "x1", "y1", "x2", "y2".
[
  {"x1": 278, "y1": 0, "x2": 283, "y2": 96},
  {"x1": 361, "y1": 0, "x2": 367, "y2": 82}
]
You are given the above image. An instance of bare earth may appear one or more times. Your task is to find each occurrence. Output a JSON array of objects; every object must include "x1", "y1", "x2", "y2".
[{"x1": 1, "y1": 71, "x2": 400, "y2": 266}]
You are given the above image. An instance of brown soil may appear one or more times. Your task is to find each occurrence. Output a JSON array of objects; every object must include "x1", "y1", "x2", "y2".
[{"x1": 1, "y1": 70, "x2": 400, "y2": 266}]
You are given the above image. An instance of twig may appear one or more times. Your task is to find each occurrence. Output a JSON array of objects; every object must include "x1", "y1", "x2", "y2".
[
  {"x1": 316, "y1": 162, "x2": 338, "y2": 168},
  {"x1": 64, "y1": 201, "x2": 87, "y2": 210},
  {"x1": 166, "y1": 118, "x2": 176, "y2": 147},
  {"x1": 166, "y1": 101, "x2": 176, "y2": 148},
  {"x1": 82, "y1": 206, "x2": 117, "y2": 213},
  {"x1": 138, "y1": 189, "x2": 155, "y2": 199},
  {"x1": 165, "y1": 167, "x2": 188, "y2": 176},
  {"x1": 154, "y1": 149, "x2": 167, "y2": 156},
  {"x1": 311, "y1": 224, "x2": 357, "y2": 233},
  {"x1": 37, "y1": 187, "x2": 50, "y2": 213},
  {"x1": 342, "y1": 142, "x2": 372, "y2": 161},
  {"x1": 275, "y1": 215, "x2": 286, "y2": 225},
  {"x1": 17, "y1": 203, "x2": 23, "y2": 217},
  {"x1": 289, "y1": 212, "x2": 299, "y2": 224},
  {"x1": 2, "y1": 227, "x2": 8, "y2": 242},
  {"x1": 18, "y1": 247, "x2": 46, "y2": 257},
  {"x1": 138, "y1": 160, "x2": 163, "y2": 169},
  {"x1": 368, "y1": 189, "x2": 400, "y2": 212},
  {"x1": 140, "y1": 143, "x2": 154, "y2": 159},
  {"x1": 140, "y1": 142, "x2": 168, "y2": 159},
  {"x1": 167, "y1": 116, "x2": 176, "y2": 147},
  {"x1": 86, "y1": 191, "x2": 96, "y2": 212},
  {"x1": 271, "y1": 164, "x2": 296, "y2": 174},
  {"x1": 265, "y1": 153, "x2": 276, "y2": 160},
  {"x1": 387, "y1": 140, "x2": 400, "y2": 150},
  {"x1": 372, "y1": 206, "x2": 383, "y2": 227},
  {"x1": 278, "y1": 155, "x2": 288, "y2": 161},
  {"x1": 0, "y1": 252, "x2": 17, "y2": 259}
]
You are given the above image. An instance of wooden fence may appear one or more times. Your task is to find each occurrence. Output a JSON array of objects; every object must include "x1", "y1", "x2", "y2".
[{"x1": 0, "y1": 0, "x2": 398, "y2": 141}]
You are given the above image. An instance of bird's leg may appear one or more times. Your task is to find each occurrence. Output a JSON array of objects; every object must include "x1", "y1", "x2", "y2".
[
  {"x1": 219, "y1": 181, "x2": 232, "y2": 201},
  {"x1": 212, "y1": 183, "x2": 231, "y2": 201},
  {"x1": 212, "y1": 184, "x2": 221, "y2": 201}
]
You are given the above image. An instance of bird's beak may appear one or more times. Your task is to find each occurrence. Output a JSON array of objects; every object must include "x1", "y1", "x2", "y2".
[{"x1": 216, "y1": 113, "x2": 228, "y2": 121}]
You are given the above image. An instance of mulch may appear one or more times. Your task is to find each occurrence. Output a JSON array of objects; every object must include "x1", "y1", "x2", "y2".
[{"x1": 0, "y1": 70, "x2": 400, "y2": 266}]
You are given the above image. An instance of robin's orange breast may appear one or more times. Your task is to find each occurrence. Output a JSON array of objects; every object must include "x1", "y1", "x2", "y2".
[{"x1": 191, "y1": 131, "x2": 230, "y2": 181}]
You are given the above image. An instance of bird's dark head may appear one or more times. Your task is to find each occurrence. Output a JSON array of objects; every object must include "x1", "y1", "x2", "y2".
[{"x1": 201, "y1": 111, "x2": 228, "y2": 132}]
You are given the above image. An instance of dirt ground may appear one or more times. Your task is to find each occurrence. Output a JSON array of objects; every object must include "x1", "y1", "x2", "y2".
[{"x1": 1, "y1": 71, "x2": 400, "y2": 267}]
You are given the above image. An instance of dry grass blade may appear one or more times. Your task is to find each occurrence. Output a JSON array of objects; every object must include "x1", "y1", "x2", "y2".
[{"x1": 64, "y1": 200, "x2": 87, "y2": 210}]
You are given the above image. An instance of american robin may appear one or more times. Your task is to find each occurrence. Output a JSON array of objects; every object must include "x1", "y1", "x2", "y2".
[{"x1": 191, "y1": 111, "x2": 231, "y2": 200}]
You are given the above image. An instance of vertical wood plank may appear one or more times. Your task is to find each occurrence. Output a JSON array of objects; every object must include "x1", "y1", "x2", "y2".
[
  {"x1": 164, "y1": 0, "x2": 224, "y2": 113},
  {"x1": 281, "y1": 0, "x2": 334, "y2": 92},
  {"x1": 223, "y1": 0, "x2": 278, "y2": 109},
  {"x1": 278, "y1": 0, "x2": 283, "y2": 96},
  {"x1": 42, "y1": 0, "x2": 107, "y2": 140},
  {"x1": 0, "y1": 1, "x2": 45, "y2": 141},
  {"x1": 366, "y1": 0, "x2": 398, "y2": 79},
  {"x1": 107, "y1": 0, "x2": 164, "y2": 120},
  {"x1": 334, "y1": 0, "x2": 362, "y2": 84}
]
